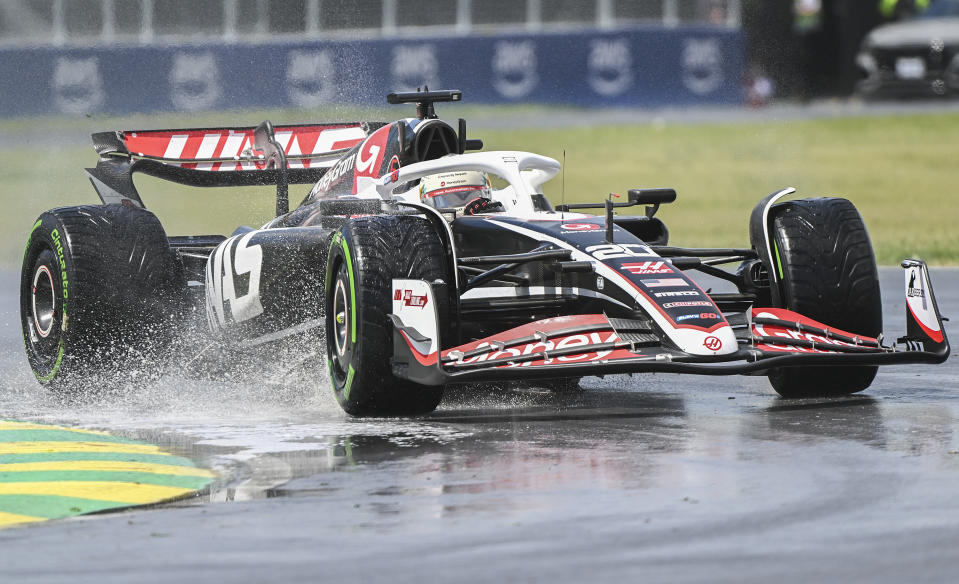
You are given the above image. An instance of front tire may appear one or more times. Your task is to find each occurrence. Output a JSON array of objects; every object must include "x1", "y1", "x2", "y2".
[
  {"x1": 325, "y1": 215, "x2": 448, "y2": 416},
  {"x1": 20, "y1": 205, "x2": 183, "y2": 391},
  {"x1": 766, "y1": 197, "x2": 882, "y2": 398}
]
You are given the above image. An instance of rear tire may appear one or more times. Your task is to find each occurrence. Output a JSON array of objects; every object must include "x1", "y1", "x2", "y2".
[
  {"x1": 20, "y1": 204, "x2": 183, "y2": 391},
  {"x1": 766, "y1": 197, "x2": 882, "y2": 398},
  {"x1": 325, "y1": 215, "x2": 448, "y2": 416}
]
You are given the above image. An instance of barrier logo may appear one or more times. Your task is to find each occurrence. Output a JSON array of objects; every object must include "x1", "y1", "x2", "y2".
[
  {"x1": 588, "y1": 38, "x2": 633, "y2": 96},
  {"x1": 492, "y1": 41, "x2": 538, "y2": 99},
  {"x1": 171, "y1": 52, "x2": 221, "y2": 111},
  {"x1": 682, "y1": 38, "x2": 723, "y2": 95},
  {"x1": 52, "y1": 57, "x2": 104, "y2": 114},
  {"x1": 392, "y1": 45, "x2": 439, "y2": 92},
  {"x1": 287, "y1": 49, "x2": 336, "y2": 107}
]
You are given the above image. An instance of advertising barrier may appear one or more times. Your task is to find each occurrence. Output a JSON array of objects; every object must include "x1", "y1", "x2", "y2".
[{"x1": 0, "y1": 27, "x2": 743, "y2": 116}]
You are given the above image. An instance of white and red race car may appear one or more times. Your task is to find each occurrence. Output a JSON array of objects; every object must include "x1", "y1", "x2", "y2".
[{"x1": 21, "y1": 90, "x2": 949, "y2": 415}]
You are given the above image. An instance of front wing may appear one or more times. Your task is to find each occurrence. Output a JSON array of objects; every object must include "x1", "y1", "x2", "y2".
[{"x1": 388, "y1": 261, "x2": 950, "y2": 386}]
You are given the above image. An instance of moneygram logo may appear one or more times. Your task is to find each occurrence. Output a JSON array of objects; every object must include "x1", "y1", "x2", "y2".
[
  {"x1": 663, "y1": 301, "x2": 713, "y2": 308},
  {"x1": 562, "y1": 223, "x2": 601, "y2": 231}
]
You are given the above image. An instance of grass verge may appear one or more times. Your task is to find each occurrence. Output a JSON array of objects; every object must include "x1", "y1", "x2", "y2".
[{"x1": 2, "y1": 108, "x2": 955, "y2": 268}]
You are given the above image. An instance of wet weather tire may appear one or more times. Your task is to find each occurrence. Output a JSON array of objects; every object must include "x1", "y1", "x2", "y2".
[
  {"x1": 20, "y1": 205, "x2": 183, "y2": 391},
  {"x1": 325, "y1": 215, "x2": 448, "y2": 416},
  {"x1": 766, "y1": 197, "x2": 883, "y2": 398}
]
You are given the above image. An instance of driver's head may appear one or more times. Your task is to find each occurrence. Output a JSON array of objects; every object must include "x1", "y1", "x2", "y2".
[{"x1": 419, "y1": 171, "x2": 490, "y2": 209}]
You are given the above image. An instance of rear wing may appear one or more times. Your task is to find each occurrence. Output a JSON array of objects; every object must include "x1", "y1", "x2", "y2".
[{"x1": 86, "y1": 120, "x2": 382, "y2": 216}]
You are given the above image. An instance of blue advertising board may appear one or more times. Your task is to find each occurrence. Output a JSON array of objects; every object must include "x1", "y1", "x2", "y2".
[{"x1": 0, "y1": 27, "x2": 743, "y2": 117}]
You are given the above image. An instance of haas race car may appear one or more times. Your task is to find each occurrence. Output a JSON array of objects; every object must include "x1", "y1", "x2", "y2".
[{"x1": 21, "y1": 90, "x2": 950, "y2": 416}]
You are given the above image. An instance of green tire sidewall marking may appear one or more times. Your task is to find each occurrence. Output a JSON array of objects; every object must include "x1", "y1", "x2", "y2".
[
  {"x1": 344, "y1": 365, "x2": 355, "y2": 401},
  {"x1": 340, "y1": 235, "x2": 358, "y2": 402},
  {"x1": 340, "y1": 237, "x2": 357, "y2": 344},
  {"x1": 326, "y1": 234, "x2": 344, "y2": 402},
  {"x1": 22, "y1": 219, "x2": 42, "y2": 263},
  {"x1": 773, "y1": 239, "x2": 785, "y2": 281},
  {"x1": 22, "y1": 217, "x2": 69, "y2": 383},
  {"x1": 325, "y1": 231, "x2": 342, "y2": 290},
  {"x1": 326, "y1": 230, "x2": 358, "y2": 403},
  {"x1": 35, "y1": 334, "x2": 65, "y2": 383}
]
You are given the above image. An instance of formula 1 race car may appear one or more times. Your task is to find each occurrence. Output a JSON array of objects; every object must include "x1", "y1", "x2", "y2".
[{"x1": 21, "y1": 90, "x2": 950, "y2": 416}]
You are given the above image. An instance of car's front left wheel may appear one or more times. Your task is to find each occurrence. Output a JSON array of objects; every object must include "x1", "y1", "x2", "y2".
[
  {"x1": 325, "y1": 214, "x2": 449, "y2": 416},
  {"x1": 764, "y1": 197, "x2": 882, "y2": 398}
]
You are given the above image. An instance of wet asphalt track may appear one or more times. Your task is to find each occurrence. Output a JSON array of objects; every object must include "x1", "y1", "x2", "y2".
[{"x1": 0, "y1": 267, "x2": 957, "y2": 584}]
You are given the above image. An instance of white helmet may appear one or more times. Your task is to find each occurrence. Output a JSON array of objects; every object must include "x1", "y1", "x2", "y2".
[{"x1": 419, "y1": 171, "x2": 491, "y2": 209}]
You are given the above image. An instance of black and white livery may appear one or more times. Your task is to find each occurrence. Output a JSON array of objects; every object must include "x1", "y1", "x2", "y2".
[{"x1": 20, "y1": 90, "x2": 950, "y2": 415}]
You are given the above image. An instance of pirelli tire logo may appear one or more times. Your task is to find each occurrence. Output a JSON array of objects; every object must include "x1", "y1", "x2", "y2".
[{"x1": 654, "y1": 291, "x2": 700, "y2": 298}]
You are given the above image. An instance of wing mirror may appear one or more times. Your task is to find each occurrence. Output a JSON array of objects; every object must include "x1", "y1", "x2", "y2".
[{"x1": 628, "y1": 188, "x2": 676, "y2": 218}]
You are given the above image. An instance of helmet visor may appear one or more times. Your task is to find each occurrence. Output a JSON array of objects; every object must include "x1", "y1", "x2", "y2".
[{"x1": 424, "y1": 185, "x2": 489, "y2": 208}]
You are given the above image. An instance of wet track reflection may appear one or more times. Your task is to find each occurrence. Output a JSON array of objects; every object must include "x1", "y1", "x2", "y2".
[{"x1": 0, "y1": 268, "x2": 958, "y2": 584}]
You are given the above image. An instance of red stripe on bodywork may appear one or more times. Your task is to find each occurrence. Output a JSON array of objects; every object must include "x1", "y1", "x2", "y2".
[
  {"x1": 400, "y1": 330, "x2": 439, "y2": 366},
  {"x1": 752, "y1": 307, "x2": 879, "y2": 353},
  {"x1": 120, "y1": 125, "x2": 365, "y2": 170},
  {"x1": 446, "y1": 314, "x2": 611, "y2": 355},
  {"x1": 908, "y1": 303, "x2": 944, "y2": 343}
]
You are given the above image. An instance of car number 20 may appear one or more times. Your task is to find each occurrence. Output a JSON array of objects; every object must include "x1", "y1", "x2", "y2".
[{"x1": 585, "y1": 243, "x2": 657, "y2": 261}]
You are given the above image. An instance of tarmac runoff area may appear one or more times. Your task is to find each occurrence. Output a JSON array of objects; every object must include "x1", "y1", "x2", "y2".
[{"x1": 0, "y1": 421, "x2": 214, "y2": 528}]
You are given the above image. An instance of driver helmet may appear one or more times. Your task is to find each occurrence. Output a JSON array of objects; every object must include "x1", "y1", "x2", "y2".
[{"x1": 419, "y1": 171, "x2": 491, "y2": 209}]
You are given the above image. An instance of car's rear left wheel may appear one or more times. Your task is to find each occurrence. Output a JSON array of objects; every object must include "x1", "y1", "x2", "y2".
[{"x1": 20, "y1": 204, "x2": 183, "y2": 392}]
